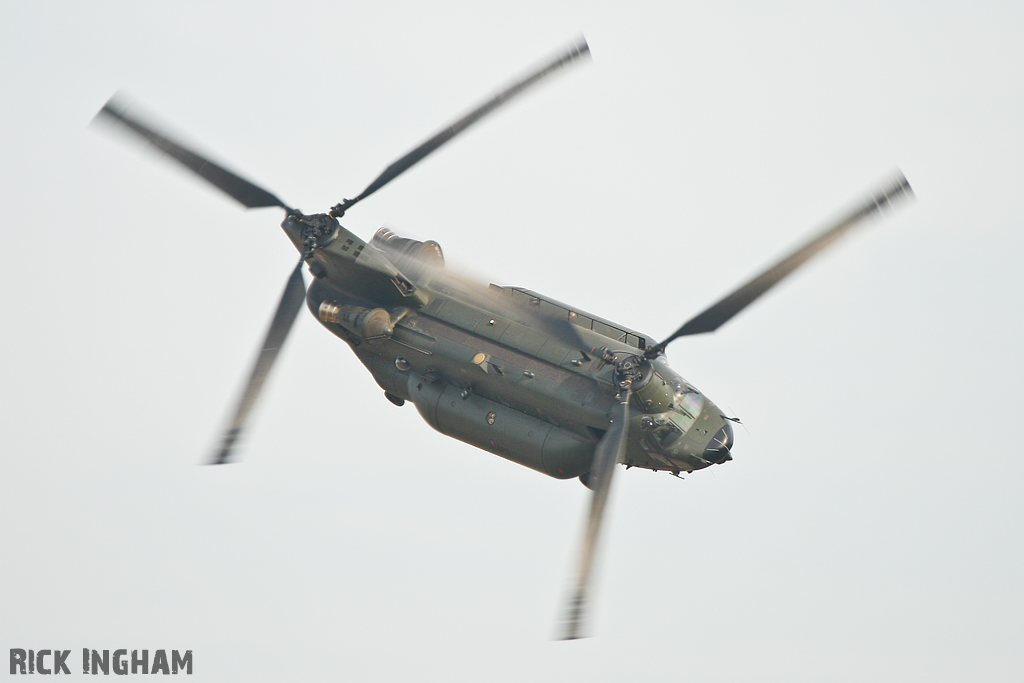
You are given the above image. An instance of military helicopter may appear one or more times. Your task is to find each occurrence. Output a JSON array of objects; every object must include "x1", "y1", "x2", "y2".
[{"x1": 93, "y1": 37, "x2": 913, "y2": 640}]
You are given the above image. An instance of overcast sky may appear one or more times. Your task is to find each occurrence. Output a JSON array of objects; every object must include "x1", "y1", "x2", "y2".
[{"x1": 2, "y1": 2, "x2": 1023, "y2": 681}]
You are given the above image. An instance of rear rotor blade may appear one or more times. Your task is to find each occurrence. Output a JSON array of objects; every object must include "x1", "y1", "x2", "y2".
[
  {"x1": 209, "y1": 260, "x2": 306, "y2": 464},
  {"x1": 335, "y1": 37, "x2": 590, "y2": 215},
  {"x1": 648, "y1": 173, "x2": 914, "y2": 356},
  {"x1": 558, "y1": 384, "x2": 631, "y2": 640},
  {"x1": 94, "y1": 96, "x2": 290, "y2": 210}
]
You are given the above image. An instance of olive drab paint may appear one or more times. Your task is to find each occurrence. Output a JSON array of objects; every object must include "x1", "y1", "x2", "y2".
[
  {"x1": 92, "y1": 34, "x2": 911, "y2": 639},
  {"x1": 292, "y1": 224, "x2": 734, "y2": 478}
]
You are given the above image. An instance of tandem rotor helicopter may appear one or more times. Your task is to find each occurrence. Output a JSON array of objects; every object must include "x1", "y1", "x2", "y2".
[{"x1": 93, "y1": 37, "x2": 913, "y2": 639}]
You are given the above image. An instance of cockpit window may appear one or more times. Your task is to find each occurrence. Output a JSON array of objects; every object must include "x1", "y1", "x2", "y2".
[
  {"x1": 653, "y1": 420, "x2": 683, "y2": 449},
  {"x1": 668, "y1": 377, "x2": 704, "y2": 432},
  {"x1": 640, "y1": 415, "x2": 684, "y2": 450}
]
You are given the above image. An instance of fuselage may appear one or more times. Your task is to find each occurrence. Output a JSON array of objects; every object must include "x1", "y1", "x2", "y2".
[{"x1": 285, "y1": 214, "x2": 734, "y2": 480}]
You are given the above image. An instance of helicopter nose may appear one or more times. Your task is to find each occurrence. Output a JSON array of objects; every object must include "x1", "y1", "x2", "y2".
[{"x1": 703, "y1": 422, "x2": 734, "y2": 464}]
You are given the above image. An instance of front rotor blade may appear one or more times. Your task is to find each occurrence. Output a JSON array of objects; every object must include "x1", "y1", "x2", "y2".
[
  {"x1": 558, "y1": 384, "x2": 631, "y2": 640},
  {"x1": 94, "y1": 96, "x2": 289, "y2": 210},
  {"x1": 209, "y1": 260, "x2": 306, "y2": 464},
  {"x1": 338, "y1": 37, "x2": 590, "y2": 213},
  {"x1": 650, "y1": 173, "x2": 914, "y2": 354}
]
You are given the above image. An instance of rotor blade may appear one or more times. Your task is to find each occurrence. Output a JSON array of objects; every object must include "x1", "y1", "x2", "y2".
[
  {"x1": 337, "y1": 37, "x2": 590, "y2": 213},
  {"x1": 209, "y1": 260, "x2": 306, "y2": 464},
  {"x1": 558, "y1": 384, "x2": 631, "y2": 640},
  {"x1": 94, "y1": 96, "x2": 289, "y2": 210},
  {"x1": 650, "y1": 173, "x2": 914, "y2": 354}
]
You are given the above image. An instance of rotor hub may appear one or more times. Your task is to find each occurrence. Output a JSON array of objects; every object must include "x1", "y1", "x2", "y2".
[
  {"x1": 299, "y1": 213, "x2": 340, "y2": 254},
  {"x1": 612, "y1": 355, "x2": 652, "y2": 392}
]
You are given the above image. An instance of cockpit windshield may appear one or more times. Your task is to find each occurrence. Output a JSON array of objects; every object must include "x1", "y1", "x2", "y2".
[
  {"x1": 667, "y1": 377, "x2": 704, "y2": 432},
  {"x1": 641, "y1": 415, "x2": 684, "y2": 449}
]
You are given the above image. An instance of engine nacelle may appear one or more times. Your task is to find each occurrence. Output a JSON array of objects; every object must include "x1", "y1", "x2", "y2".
[
  {"x1": 370, "y1": 227, "x2": 444, "y2": 282},
  {"x1": 318, "y1": 303, "x2": 394, "y2": 343}
]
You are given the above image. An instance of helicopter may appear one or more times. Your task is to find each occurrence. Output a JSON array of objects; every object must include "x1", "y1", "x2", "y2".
[{"x1": 93, "y1": 37, "x2": 913, "y2": 640}]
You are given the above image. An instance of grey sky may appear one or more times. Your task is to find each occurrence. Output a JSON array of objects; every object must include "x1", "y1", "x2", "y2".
[{"x1": 2, "y1": 1, "x2": 1022, "y2": 681}]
